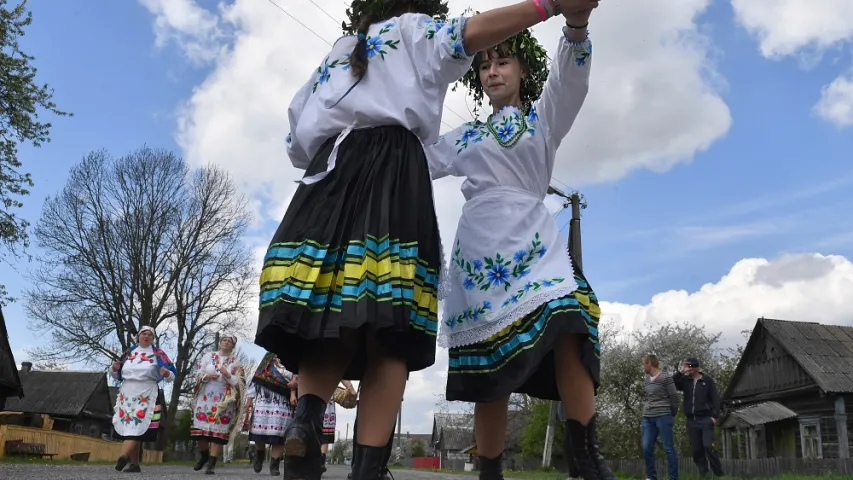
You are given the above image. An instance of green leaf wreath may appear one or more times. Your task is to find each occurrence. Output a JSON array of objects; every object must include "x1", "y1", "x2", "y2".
[
  {"x1": 454, "y1": 12, "x2": 550, "y2": 117},
  {"x1": 343, "y1": 0, "x2": 450, "y2": 35}
]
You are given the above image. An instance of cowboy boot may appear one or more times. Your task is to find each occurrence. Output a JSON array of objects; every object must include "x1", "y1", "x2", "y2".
[
  {"x1": 270, "y1": 456, "x2": 282, "y2": 476},
  {"x1": 282, "y1": 394, "x2": 326, "y2": 480},
  {"x1": 478, "y1": 453, "x2": 504, "y2": 480},
  {"x1": 194, "y1": 450, "x2": 210, "y2": 471},
  {"x1": 254, "y1": 448, "x2": 266, "y2": 473},
  {"x1": 564, "y1": 419, "x2": 600, "y2": 480},
  {"x1": 205, "y1": 456, "x2": 218, "y2": 475},
  {"x1": 586, "y1": 417, "x2": 616, "y2": 480}
]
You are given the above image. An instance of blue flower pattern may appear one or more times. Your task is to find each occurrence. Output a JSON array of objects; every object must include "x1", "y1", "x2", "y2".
[
  {"x1": 450, "y1": 107, "x2": 534, "y2": 154},
  {"x1": 451, "y1": 232, "x2": 547, "y2": 294}
]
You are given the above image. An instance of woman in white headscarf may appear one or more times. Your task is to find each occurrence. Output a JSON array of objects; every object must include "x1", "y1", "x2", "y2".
[
  {"x1": 190, "y1": 334, "x2": 246, "y2": 475},
  {"x1": 110, "y1": 326, "x2": 176, "y2": 473}
]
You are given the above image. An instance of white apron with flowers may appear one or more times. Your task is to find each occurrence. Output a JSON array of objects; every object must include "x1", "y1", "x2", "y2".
[
  {"x1": 112, "y1": 346, "x2": 162, "y2": 437},
  {"x1": 191, "y1": 352, "x2": 240, "y2": 441}
]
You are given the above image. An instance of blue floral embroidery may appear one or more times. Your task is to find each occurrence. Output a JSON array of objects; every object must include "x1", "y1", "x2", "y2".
[
  {"x1": 310, "y1": 23, "x2": 400, "y2": 93},
  {"x1": 423, "y1": 18, "x2": 446, "y2": 39},
  {"x1": 500, "y1": 276, "x2": 567, "y2": 308},
  {"x1": 451, "y1": 232, "x2": 548, "y2": 293},
  {"x1": 445, "y1": 300, "x2": 493, "y2": 329},
  {"x1": 366, "y1": 23, "x2": 400, "y2": 59},
  {"x1": 562, "y1": 33, "x2": 592, "y2": 67},
  {"x1": 453, "y1": 122, "x2": 490, "y2": 154}
]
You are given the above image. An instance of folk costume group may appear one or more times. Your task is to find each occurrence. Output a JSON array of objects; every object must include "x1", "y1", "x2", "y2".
[
  {"x1": 112, "y1": 0, "x2": 612, "y2": 478},
  {"x1": 253, "y1": 0, "x2": 614, "y2": 479}
]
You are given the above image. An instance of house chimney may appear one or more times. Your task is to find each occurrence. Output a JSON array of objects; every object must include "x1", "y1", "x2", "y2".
[{"x1": 20, "y1": 362, "x2": 32, "y2": 373}]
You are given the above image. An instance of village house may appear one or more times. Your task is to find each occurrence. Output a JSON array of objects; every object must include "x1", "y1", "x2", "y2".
[
  {"x1": 721, "y1": 318, "x2": 853, "y2": 460},
  {"x1": 4, "y1": 363, "x2": 114, "y2": 438}
]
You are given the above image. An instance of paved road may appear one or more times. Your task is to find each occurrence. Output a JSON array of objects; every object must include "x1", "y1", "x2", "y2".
[{"x1": 0, "y1": 464, "x2": 479, "y2": 480}]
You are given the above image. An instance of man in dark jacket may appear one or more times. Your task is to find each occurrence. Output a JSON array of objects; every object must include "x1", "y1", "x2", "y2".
[{"x1": 672, "y1": 357, "x2": 724, "y2": 477}]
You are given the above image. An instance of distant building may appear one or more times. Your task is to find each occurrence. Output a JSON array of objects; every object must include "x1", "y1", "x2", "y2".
[
  {"x1": 4, "y1": 364, "x2": 113, "y2": 438},
  {"x1": 0, "y1": 306, "x2": 24, "y2": 410},
  {"x1": 721, "y1": 318, "x2": 853, "y2": 459}
]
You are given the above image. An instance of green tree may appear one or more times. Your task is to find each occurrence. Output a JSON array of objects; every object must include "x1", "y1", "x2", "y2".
[
  {"x1": 411, "y1": 440, "x2": 426, "y2": 458},
  {"x1": 0, "y1": 0, "x2": 71, "y2": 305}
]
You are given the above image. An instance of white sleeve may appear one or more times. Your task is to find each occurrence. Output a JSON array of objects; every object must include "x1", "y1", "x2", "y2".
[
  {"x1": 400, "y1": 14, "x2": 475, "y2": 87},
  {"x1": 286, "y1": 76, "x2": 315, "y2": 170},
  {"x1": 163, "y1": 371, "x2": 175, "y2": 383},
  {"x1": 532, "y1": 30, "x2": 592, "y2": 153},
  {"x1": 424, "y1": 128, "x2": 463, "y2": 180},
  {"x1": 245, "y1": 384, "x2": 257, "y2": 399}
]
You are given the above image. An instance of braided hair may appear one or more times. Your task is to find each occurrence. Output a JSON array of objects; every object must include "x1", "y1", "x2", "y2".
[{"x1": 343, "y1": 0, "x2": 450, "y2": 80}]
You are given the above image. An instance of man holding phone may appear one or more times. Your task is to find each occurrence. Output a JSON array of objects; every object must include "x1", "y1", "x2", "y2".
[{"x1": 672, "y1": 357, "x2": 724, "y2": 477}]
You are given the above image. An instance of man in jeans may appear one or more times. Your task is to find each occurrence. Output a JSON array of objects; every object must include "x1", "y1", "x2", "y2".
[
  {"x1": 641, "y1": 354, "x2": 679, "y2": 480},
  {"x1": 672, "y1": 357, "x2": 724, "y2": 478}
]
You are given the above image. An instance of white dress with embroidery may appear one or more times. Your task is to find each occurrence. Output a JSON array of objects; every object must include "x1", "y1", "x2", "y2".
[
  {"x1": 111, "y1": 346, "x2": 172, "y2": 437},
  {"x1": 427, "y1": 32, "x2": 593, "y2": 349},
  {"x1": 246, "y1": 365, "x2": 295, "y2": 440},
  {"x1": 192, "y1": 352, "x2": 242, "y2": 441},
  {"x1": 286, "y1": 13, "x2": 474, "y2": 185}
]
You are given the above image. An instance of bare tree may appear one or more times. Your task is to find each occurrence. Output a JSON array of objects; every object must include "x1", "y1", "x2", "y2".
[{"x1": 24, "y1": 146, "x2": 255, "y2": 450}]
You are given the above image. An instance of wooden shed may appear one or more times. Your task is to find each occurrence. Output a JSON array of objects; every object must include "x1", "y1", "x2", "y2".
[{"x1": 721, "y1": 318, "x2": 853, "y2": 459}]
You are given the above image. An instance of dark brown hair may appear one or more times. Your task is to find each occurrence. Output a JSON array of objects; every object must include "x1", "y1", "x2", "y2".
[
  {"x1": 344, "y1": 0, "x2": 449, "y2": 80},
  {"x1": 644, "y1": 354, "x2": 660, "y2": 368}
]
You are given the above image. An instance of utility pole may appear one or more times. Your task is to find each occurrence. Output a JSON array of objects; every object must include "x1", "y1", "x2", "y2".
[
  {"x1": 395, "y1": 399, "x2": 403, "y2": 460},
  {"x1": 541, "y1": 186, "x2": 584, "y2": 468}
]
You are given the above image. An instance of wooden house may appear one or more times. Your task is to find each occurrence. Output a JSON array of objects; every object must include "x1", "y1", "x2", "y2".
[
  {"x1": 4, "y1": 364, "x2": 114, "y2": 438},
  {"x1": 721, "y1": 318, "x2": 853, "y2": 460},
  {"x1": 431, "y1": 412, "x2": 475, "y2": 463},
  {"x1": 0, "y1": 306, "x2": 23, "y2": 410}
]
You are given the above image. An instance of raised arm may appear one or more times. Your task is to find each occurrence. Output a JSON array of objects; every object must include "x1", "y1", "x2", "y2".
[
  {"x1": 533, "y1": 25, "x2": 592, "y2": 155},
  {"x1": 403, "y1": 1, "x2": 597, "y2": 87}
]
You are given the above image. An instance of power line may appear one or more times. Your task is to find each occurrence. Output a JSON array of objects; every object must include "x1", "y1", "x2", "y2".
[{"x1": 266, "y1": 0, "x2": 330, "y2": 46}]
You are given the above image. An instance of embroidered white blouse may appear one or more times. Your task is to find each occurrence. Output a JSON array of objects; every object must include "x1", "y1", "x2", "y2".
[
  {"x1": 286, "y1": 13, "x2": 474, "y2": 184},
  {"x1": 427, "y1": 31, "x2": 593, "y2": 349}
]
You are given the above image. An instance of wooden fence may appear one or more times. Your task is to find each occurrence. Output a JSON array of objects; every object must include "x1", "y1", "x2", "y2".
[
  {"x1": 607, "y1": 457, "x2": 853, "y2": 478},
  {"x1": 0, "y1": 425, "x2": 162, "y2": 463}
]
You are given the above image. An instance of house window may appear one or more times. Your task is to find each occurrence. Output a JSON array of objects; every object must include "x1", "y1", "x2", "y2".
[
  {"x1": 799, "y1": 418, "x2": 822, "y2": 459},
  {"x1": 74, "y1": 424, "x2": 83, "y2": 435},
  {"x1": 89, "y1": 425, "x2": 100, "y2": 437}
]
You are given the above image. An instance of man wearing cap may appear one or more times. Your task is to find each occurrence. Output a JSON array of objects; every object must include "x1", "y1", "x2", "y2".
[{"x1": 672, "y1": 357, "x2": 724, "y2": 477}]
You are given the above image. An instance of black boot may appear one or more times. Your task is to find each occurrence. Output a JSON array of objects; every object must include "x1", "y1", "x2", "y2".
[
  {"x1": 194, "y1": 450, "x2": 210, "y2": 471},
  {"x1": 564, "y1": 419, "x2": 600, "y2": 480},
  {"x1": 282, "y1": 394, "x2": 326, "y2": 480},
  {"x1": 270, "y1": 456, "x2": 282, "y2": 476},
  {"x1": 284, "y1": 395, "x2": 326, "y2": 458},
  {"x1": 351, "y1": 444, "x2": 386, "y2": 480},
  {"x1": 586, "y1": 417, "x2": 616, "y2": 480},
  {"x1": 125, "y1": 463, "x2": 141, "y2": 473},
  {"x1": 115, "y1": 455, "x2": 130, "y2": 472},
  {"x1": 477, "y1": 454, "x2": 504, "y2": 480},
  {"x1": 254, "y1": 448, "x2": 266, "y2": 473},
  {"x1": 320, "y1": 453, "x2": 328, "y2": 474},
  {"x1": 205, "y1": 456, "x2": 218, "y2": 475}
]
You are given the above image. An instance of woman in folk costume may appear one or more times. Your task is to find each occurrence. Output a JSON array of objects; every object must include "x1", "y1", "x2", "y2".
[
  {"x1": 425, "y1": 3, "x2": 605, "y2": 479},
  {"x1": 191, "y1": 334, "x2": 246, "y2": 475},
  {"x1": 244, "y1": 352, "x2": 298, "y2": 476},
  {"x1": 110, "y1": 326, "x2": 176, "y2": 473},
  {"x1": 254, "y1": 0, "x2": 592, "y2": 479}
]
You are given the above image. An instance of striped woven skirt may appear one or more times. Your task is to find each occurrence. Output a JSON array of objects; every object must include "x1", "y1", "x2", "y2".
[
  {"x1": 255, "y1": 126, "x2": 442, "y2": 379},
  {"x1": 445, "y1": 267, "x2": 601, "y2": 402}
]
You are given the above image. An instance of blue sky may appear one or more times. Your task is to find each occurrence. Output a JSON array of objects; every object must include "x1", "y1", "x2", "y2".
[{"x1": 3, "y1": 0, "x2": 853, "y2": 433}]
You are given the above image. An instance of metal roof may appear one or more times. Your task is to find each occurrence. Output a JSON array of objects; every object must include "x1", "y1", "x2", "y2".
[
  {"x1": 761, "y1": 318, "x2": 853, "y2": 393},
  {"x1": 721, "y1": 401, "x2": 798, "y2": 429}
]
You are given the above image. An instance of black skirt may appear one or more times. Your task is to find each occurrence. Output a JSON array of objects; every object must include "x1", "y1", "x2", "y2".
[
  {"x1": 445, "y1": 267, "x2": 600, "y2": 402},
  {"x1": 255, "y1": 126, "x2": 442, "y2": 379}
]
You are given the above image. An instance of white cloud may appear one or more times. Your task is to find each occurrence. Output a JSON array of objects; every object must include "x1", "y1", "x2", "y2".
[
  {"x1": 602, "y1": 253, "x2": 853, "y2": 348},
  {"x1": 140, "y1": 0, "x2": 731, "y2": 237},
  {"x1": 731, "y1": 0, "x2": 853, "y2": 128},
  {"x1": 814, "y1": 73, "x2": 853, "y2": 127}
]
